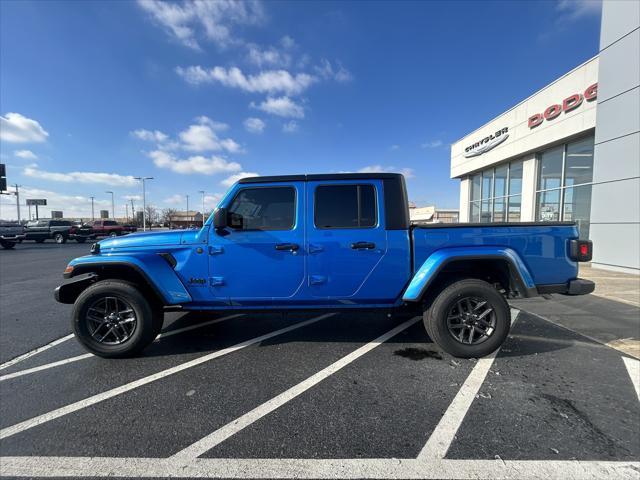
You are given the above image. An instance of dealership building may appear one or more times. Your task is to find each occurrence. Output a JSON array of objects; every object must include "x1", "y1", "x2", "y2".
[{"x1": 451, "y1": 0, "x2": 639, "y2": 274}]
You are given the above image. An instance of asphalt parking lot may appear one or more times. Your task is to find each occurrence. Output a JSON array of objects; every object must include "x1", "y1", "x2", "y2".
[{"x1": 0, "y1": 244, "x2": 639, "y2": 479}]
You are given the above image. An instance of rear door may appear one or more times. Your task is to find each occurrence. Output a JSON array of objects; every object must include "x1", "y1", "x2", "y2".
[
  {"x1": 305, "y1": 180, "x2": 388, "y2": 300},
  {"x1": 209, "y1": 181, "x2": 305, "y2": 305}
]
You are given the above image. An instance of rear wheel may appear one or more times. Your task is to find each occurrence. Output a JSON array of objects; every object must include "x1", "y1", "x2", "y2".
[
  {"x1": 72, "y1": 280, "x2": 161, "y2": 358},
  {"x1": 109, "y1": 231, "x2": 119, "y2": 237},
  {"x1": 423, "y1": 279, "x2": 510, "y2": 358},
  {"x1": 54, "y1": 233, "x2": 67, "y2": 244}
]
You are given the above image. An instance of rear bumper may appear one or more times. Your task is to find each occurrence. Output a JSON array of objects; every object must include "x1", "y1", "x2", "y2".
[{"x1": 537, "y1": 278, "x2": 595, "y2": 296}]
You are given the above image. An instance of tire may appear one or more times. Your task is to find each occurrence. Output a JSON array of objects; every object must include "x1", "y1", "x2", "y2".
[
  {"x1": 54, "y1": 233, "x2": 67, "y2": 244},
  {"x1": 1, "y1": 240, "x2": 16, "y2": 250},
  {"x1": 76, "y1": 238, "x2": 86, "y2": 243},
  {"x1": 109, "y1": 231, "x2": 119, "y2": 237},
  {"x1": 72, "y1": 280, "x2": 161, "y2": 358},
  {"x1": 423, "y1": 279, "x2": 510, "y2": 359},
  {"x1": 35, "y1": 238, "x2": 46, "y2": 243}
]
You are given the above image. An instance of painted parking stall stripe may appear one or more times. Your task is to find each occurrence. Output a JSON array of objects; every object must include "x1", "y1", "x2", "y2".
[
  {"x1": 171, "y1": 315, "x2": 422, "y2": 462},
  {"x1": 622, "y1": 356, "x2": 640, "y2": 401},
  {"x1": 0, "y1": 334, "x2": 74, "y2": 371},
  {"x1": 0, "y1": 313, "x2": 245, "y2": 382},
  {"x1": 418, "y1": 309, "x2": 520, "y2": 460},
  {"x1": 0, "y1": 313, "x2": 334, "y2": 440}
]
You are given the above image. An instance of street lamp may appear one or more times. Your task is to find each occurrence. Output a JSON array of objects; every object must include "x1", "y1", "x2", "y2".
[
  {"x1": 199, "y1": 190, "x2": 205, "y2": 227},
  {"x1": 105, "y1": 191, "x2": 114, "y2": 219},
  {"x1": 134, "y1": 177, "x2": 153, "y2": 231},
  {"x1": 90, "y1": 196, "x2": 95, "y2": 221}
]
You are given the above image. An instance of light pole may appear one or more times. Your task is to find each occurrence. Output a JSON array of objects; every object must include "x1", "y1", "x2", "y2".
[
  {"x1": 13, "y1": 184, "x2": 21, "y2": 222},
  {"x1": 105, "y1": 191, "x2": 114, "y2": 219},
  {"x1": 90, "y1": 196, "x2": 95, "y2": 220},
  {"x1": 134, "y1": 177, "x2": 153, "y2": 231},
  {"x1": 199, "y1": 190, "x2": 205, "y2": 227}
]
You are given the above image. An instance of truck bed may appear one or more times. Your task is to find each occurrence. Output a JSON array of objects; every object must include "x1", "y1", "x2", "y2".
[{"x1": 410, "y1": 222, "x2": 579, "y2": 287}]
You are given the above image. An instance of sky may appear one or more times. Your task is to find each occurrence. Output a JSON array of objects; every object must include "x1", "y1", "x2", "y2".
[{"x1": 0, "y1": 0, "x2": 602, "y2": 220}]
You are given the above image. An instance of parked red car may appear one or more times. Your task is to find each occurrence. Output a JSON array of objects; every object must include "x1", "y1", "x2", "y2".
[{"x1": 90, "y1": 220, "x2": 126, "y2": 237}]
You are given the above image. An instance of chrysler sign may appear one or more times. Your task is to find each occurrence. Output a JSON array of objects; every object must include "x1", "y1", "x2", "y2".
[{"x1": 464, "y1": 127, "x2": 509, "y2": 158}]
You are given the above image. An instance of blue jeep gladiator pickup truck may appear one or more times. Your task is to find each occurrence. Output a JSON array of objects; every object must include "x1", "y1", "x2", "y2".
[{"x1": 55, "y1": 173, "x2": 594, "y2": 359}]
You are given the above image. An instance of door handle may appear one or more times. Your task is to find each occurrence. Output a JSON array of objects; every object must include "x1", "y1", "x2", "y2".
[
  {"x1": 275, "y1": 243, "x2": 299, "y2": 252},
  {"x1": 351, "y1": 241, "x2": 376, "y2": 250}
]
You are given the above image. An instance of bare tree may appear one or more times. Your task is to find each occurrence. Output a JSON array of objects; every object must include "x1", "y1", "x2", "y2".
[
  {"x1": 161, "y1": 208, "x2": 177, "y2": 227},
  {"x1": 145, "y1": 204, "x2": 158, "y2": 227}
]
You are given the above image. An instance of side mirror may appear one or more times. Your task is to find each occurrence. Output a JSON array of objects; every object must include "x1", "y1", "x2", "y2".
[{"x1": 213, "y1": 207, "x2": 228, "y2": 229}]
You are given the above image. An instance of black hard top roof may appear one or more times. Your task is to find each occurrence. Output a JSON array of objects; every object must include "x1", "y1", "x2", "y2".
[{"x1": 237, "y1": 173, "x2": 404, "y2": 184}]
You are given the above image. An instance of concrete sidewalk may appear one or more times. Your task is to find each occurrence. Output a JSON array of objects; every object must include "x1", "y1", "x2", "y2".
[{"x1": 580, "y1": 264, "x2": 640, "y2": 308}]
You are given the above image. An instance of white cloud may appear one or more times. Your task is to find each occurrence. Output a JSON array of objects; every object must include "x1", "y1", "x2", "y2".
[
  {"x1": 149, "y1": 150, "x2": 241, "y2": 175},
  {"x1": 179, "y1": 123, "x2": 241, "y2": 153},
  {"x1": 164, "y1": 194, "x2": 185, "y2": 205},
  {"x1": 176, "y1": 66, "x2": 315, "y2": 96},
  {"x1": 137, "y1": 0, "x2": 264, "y2": 50},
  {"x1": 246, "y1": 43, "x2": 292, "y2": 68},
  {"x1": 194, "y1": 115, "x2": 229, "y2": 131},
  {"x1": 123, "y1": 194, "x2": 143, "y2": 201},
  {"x1": 357, "y1": 165, "x2": 415, "y2": 179},
  {"x1": 244, "y1": 117, "x2": 266, "y2": 133},
  {"x1": 556, "y1": 0, "x2": 602, "y2": 20},
  {"x1": 221, "y1": 171, "x2": 259, "y2": 187},
  {"x1": 314, "y1": 59, "x2": 353, "y2": 83},
  {"x1": 131, "y1": 129, "x2": 168, "y2": 142},
  {"x1": 23, "y1": 166, "x2": 138, "y2": 187},
  {"x1": 204, "y1": 193, "x2": 223, "y2": 209},
  {"x1": 14, "y1": 150, "x2": 38, "y2": 160},
  {"x1": 421, "y1": 140, "x2": 443, "y2": 149},
  {"x1": 0, "y1": 186, "x2": 111, "y2": 220},
  {"x1": 389, "y1": 145, "x2": 400, "y2": 151},
  {"x1": 282, "y1": 121, "x2": 299, "y2": 133},
  {"x1": 1, "y1": 113, "x2": 49, "y2": 143},
  {"x1": 252, "y1": 96, "x2": 304, "y2": 118}
]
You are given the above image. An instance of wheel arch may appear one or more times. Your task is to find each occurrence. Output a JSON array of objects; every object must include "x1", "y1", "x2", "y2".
[
  {"x1": 59, "y1": 257, "x2": 191, "y2": 306},
  {"x1": 403, "y1": 247, "x2": 536, "y2": 303}
]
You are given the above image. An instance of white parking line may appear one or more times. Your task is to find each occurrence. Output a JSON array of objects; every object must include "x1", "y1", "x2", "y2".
[
  {"x1": 622, "y1": 356, "x2": 640, "y2": 401},
  {"x1": 0, "y1": 456, "x2": 637, "y2": 479},
  {"x1": 418, "y1": 309, "x2": 520, "y2": 460},
  {"x1": 172, "y1": 316, "x2": 421, "y2": 462},
  {"x1": 0, "y1": 354, "x2": 93, "y2": 382},
  {"x1": 0, "y1": 313, "x2": 245, "y2": 382},
  {"x1": 0, "y1": 334, "x2": 74, "y2": 371},
  {"x1": 0, "y1": 313, "x2": 335, "y2": 440}
]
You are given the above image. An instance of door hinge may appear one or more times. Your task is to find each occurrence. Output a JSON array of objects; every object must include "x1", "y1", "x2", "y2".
[
  {"x1": 209, "y1": 276, "x2": 225, "y2": 286},
  {"x1": 209, "y1": 245, "x2": 224, "y2": 255},
  {"x1": 309, "y1": 275, "x2": 327, "y2": 285}
]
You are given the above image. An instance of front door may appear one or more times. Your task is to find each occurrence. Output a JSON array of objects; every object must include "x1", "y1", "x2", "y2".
[
  {"x1": 306, "y1": 180, "x2": 388, "y2": 301},
  {"x1": 209, "y1": 182, "x2": 305, "y2": 305}
]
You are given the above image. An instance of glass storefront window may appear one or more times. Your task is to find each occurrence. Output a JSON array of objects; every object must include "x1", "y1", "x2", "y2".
[
  {"x1": 537, "y1": 146, "x2": 563, "y2": 191},
  {"x1": 509, "y1": 160, "x2": 523, "y2": 195},
  {"x1": 507, "y1": 195, "x2": 521, "y2": 222},
  {"x1": 565, "y1": 137, "x2": 594, "y2": 187},
  {"x1": 468, "y1": 159, "x2": 524, "y2": 223},
  {"x1": 535, "y1": 135, "x2": 594, "y2": 239},
  {"x1": 494, "y1": 165, "x2": 508, "y2": 197}
]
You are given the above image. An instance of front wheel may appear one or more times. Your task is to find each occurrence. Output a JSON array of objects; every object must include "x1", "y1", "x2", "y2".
[
  {"x1": 72, "y1": 280, "x2": 161, "y2": 358},
  {"x1": 423, "y1": 279, "x2": 510, "y2": 358},
  {"x1": 54, "y1": 233, "x2": 67, "y2": 244},
  {"x1": 0, "y1": 240, "x2": 16, "y2": 250},
  {"x1": 109, "y1": 231, "x2": 119, "y2": 237}
]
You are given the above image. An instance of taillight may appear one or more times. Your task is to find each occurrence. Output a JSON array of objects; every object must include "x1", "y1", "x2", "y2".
[{"x1": 569, "y1": 239, "x2": 593, "y2": 262}]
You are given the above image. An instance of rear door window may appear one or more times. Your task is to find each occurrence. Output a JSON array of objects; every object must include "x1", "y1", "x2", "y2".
[{"x1": 314, "y1": 184, "x2": 377, "y2": 229}]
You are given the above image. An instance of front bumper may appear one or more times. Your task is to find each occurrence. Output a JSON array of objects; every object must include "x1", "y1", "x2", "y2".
[
  {"x1": 0, "y1": 234, "x2": 26, "y2": 241},
  {"x1": 69, "y1": 233, "x2": 96, "y2": 240},
  {"x1": 537, "y1": 278, "x2": 595, "y2": 296}
]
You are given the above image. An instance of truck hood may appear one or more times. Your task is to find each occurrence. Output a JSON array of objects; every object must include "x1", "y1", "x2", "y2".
[{"x1": 98, "y1": 229, "x2": 203, "y2": 250}]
